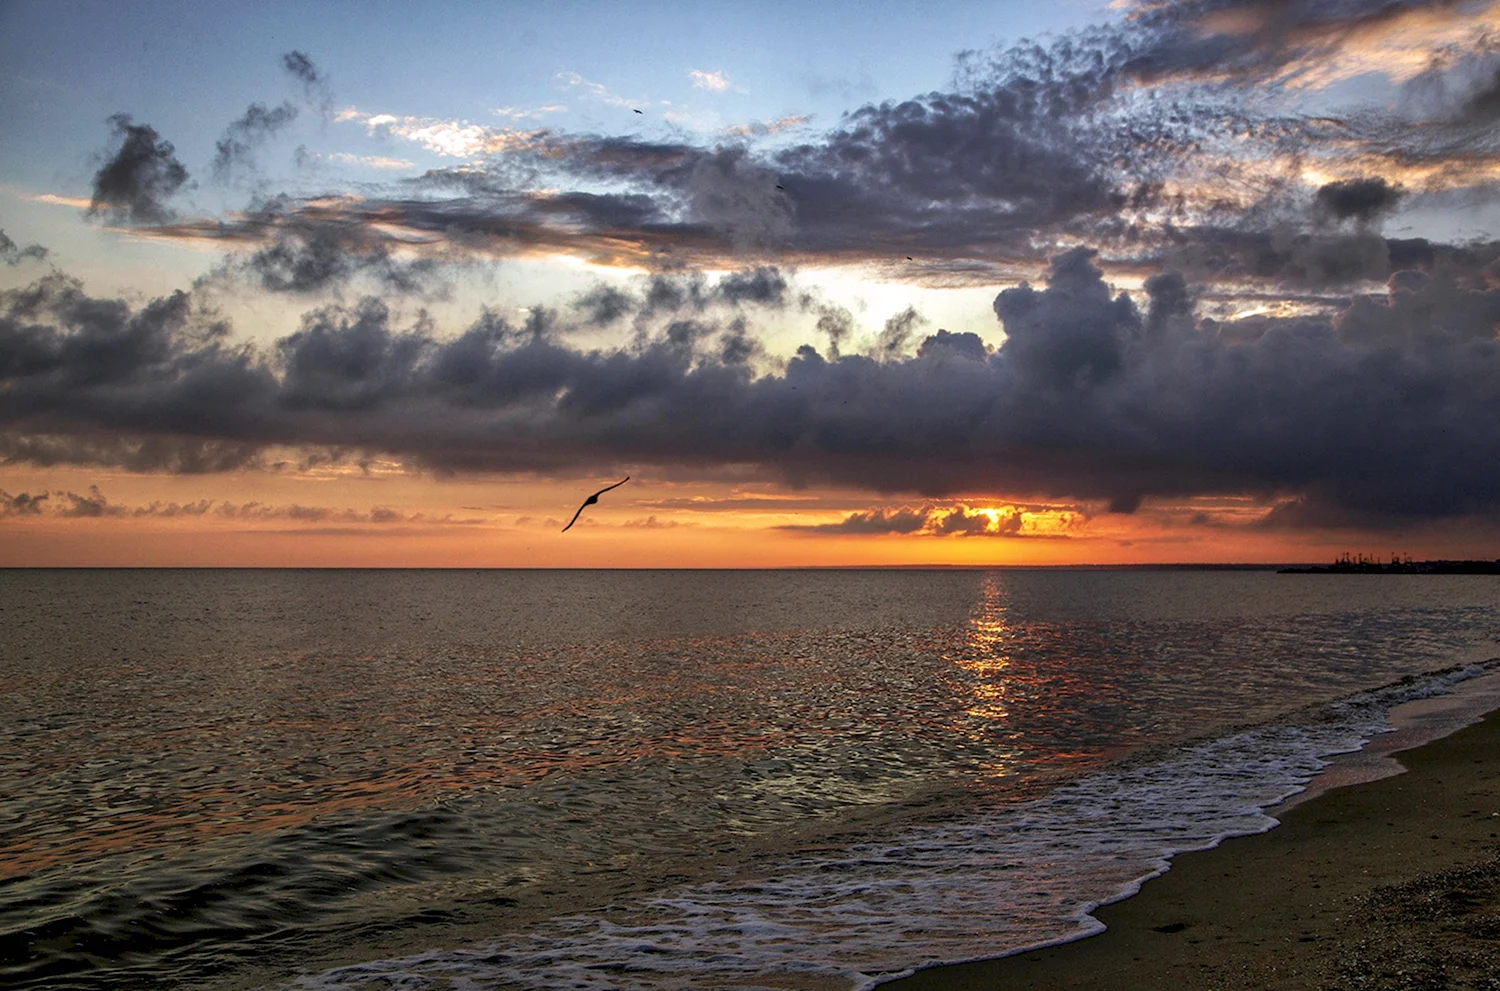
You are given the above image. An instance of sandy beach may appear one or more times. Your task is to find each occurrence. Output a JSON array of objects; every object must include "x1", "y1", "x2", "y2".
[{"x1": 883, "y1": 706, "x2": 1500, "y2": 991}]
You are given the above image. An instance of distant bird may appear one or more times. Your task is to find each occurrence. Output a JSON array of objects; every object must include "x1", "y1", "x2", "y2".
[
  {"x1": 633, "y1": 108, "x2": 644, "y2": 114},
  {"x1": 561, "y1": 477, "x2": 630, "y2": 532},
  {"x1": 776, "y1": 184, "x2": 785, "y2": 190},
  {"x1": 906, "y1": 256, "x2": 913, "y2": 260}
]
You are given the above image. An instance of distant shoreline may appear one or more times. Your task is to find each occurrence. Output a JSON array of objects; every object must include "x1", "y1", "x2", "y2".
[{"x1": 1278, "y1": 559, "x2": 1500, "y2": 574}]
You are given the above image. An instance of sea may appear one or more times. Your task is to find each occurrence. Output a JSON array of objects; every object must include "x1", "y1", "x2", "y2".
[{"x1": 2, "y1": 568, "x2": 1498, "y2": 991}]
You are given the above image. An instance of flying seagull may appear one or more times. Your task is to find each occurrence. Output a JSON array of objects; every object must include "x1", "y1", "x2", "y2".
[
  {"x1": 562, "y1": 477, "x2": 630, "y2": 532},
  {"x1": 633, "y1": 108, "x2": 644, "y2": 114}
]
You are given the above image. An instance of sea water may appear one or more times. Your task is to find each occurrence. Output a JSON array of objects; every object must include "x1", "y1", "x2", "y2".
[{"x1": 1, "y1": 568, "x2": 1496, "y2": 990}]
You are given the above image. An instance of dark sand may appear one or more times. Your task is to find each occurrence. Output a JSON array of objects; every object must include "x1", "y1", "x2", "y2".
[{"x1": 882, "y1": 709, "x2": 1500, "y2": 991}]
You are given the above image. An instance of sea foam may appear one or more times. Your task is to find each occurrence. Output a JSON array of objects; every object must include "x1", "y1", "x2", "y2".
[{"x1": 283, "y1": 662, "x2": 1496, "y2": 991}]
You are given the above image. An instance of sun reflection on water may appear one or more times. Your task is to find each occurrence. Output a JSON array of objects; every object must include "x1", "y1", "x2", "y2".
[
  {"x1": 956, "y1": 572, "x2": 1016, "y2": 723},
  {"x1": 944, "y1": 571, "x2": 1034, "y2": 783}
]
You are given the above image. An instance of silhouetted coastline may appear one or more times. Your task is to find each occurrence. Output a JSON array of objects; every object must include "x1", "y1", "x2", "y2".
[{"x1": 1280, "y1": 554, "x2": 1500, "y2": 574}]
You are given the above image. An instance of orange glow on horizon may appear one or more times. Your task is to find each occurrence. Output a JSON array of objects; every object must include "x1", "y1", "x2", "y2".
[{"x1": 2, "y1": 466, "x2": 1496, "y2": 568}]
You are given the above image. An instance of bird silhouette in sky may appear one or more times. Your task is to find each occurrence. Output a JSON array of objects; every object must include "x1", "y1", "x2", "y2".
[
  {"x1": 633, "y1": 108, "x2": 643, "y2": 114},
  {"x1": 561, "y1": 477, "x2": 630, "y2": 532}
]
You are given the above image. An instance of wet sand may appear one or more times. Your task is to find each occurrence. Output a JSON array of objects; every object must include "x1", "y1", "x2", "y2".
[{"x1": 882, "y1": 707, "x2": 1500, "y2": 991}]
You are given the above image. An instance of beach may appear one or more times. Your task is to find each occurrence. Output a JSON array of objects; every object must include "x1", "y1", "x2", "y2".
[{"x1": 884, "y1": 706, "x2": 1500, "y2": 991}]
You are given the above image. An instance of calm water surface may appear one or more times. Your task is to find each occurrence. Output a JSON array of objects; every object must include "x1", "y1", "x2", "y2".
[{"x1": 1, "y1": 569, "x2": 1496, "y2": 989}]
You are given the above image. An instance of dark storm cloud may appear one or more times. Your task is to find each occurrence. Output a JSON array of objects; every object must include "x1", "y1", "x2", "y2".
[
  {"x1": 682, "y1": 146, "x2": 793, "y2": 248},
  {"x1": 152, "y1": 183, "x2": 693, "y2": 276},
  {"x1": 0, "y1": 230, "x2": 47, "y2": 266},
  {"x1": 282, "y1": 50, "x2": 323, "y2": 88},
  {"x1": 0, "y1": 432, "x2": 265, "y2": 474},
  {"x1": 213, "y1": 102, "x2": 299, "y2": 178},
  {"x1": 1143, "y1": 271, "x2": 1194, "y2": 335},
  {"x1": 1315, "y1": 177, "x2": 1405, "y2": 223},
  {"x1": 875, "y1": 307, "x2": 927, "y2": 361},
  {"x1": 915, "y1": 328, "x2": 988, "y2": 361},
  {"x1": 568, "y1": 268, "x2": 789, "y2": 331},
  {"x1": 993, "y1": 247, "x2": 1137, "y2": 389},
  {"x1": 1117, "y1": 0, "x2": 1475, "y2": 88},
  {"x1": 573, "y1": 285, "x2": 635, "y2": 326},
  {"x1": 716, "y1": 266, "x2": 789, "y2": 307},
  {"x1": 184, "y1": 197, "x2": 448, "y2": 295},
  {"x1": 246, "y1": 221, "x2": 441, "y2": 295},
  {"x1": 800, "y1": 506, "x2": 931, "y2": 534},
  {"x1": 1460, "y1": 65, "x2": 1500, "y2": 123},
  {"x1": 282, "y1": 50, "x2": 333, "y2": 114},
  {"x1": 8, "y1": 246, "x2": 1499, "y2": 523},
  {"x1": 1153, "y1": 227, "x2": 1408, "y2": 288},
  {"x1": 87, "y1": 115, "x2": 190, "y2": 225}
]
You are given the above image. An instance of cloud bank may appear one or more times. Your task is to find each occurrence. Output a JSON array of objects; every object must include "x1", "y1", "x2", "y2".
[{"x1": 4, "y1": 245, "x2": 1498, "y2": 525}]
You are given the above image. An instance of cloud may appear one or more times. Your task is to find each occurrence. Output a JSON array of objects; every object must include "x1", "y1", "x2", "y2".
[
  {"x1": 785, "y1": 503, "x2": 1034, "y2": 537},
  {"x1": 683, "y1": 146, "x2": 794, "y2": 249},
  {"x1": 0, "y1": 230, "x2": 47, "y2": 266},
  {"x1": 325, "y1": 153, "x2": 417, "y2": 170},
  {"x1": 569, "y1": 268, "x2": 789, "y2": 334},
  {"x1": 55, "y1": 485, "x2": 125, "y2": 517},
  {"x1": 246, "y1": 221, "x2": 439, "y2": 295},
  {"x1": 871, "y1": 307, "x2": 927, "y2": 361},
  {"x1": 1314, "y1": 177, "x2": 1405, "y2": 224},
  {"x1": 619, "y1": 514, "x2": 691, "y2": 528},
  {"x1": 9, "y1": 242, "x2": 1500, "y2": 524},
  {"x1": 722, "y1": 115, "x2": 811, "y2": 139},
  {"x1": 1111, "y1": 0, "x2": 1496, "y2": 92},
  {"x1": 87, "y1": 0, "x2": 1500, "y2": 292},
  {"x1": 213, "y1": 101, "x2": 299, "y2": 179},
  {"x1": 282, "y1": 50, "x2": 333, "y2": 115},
  {"x1": 0, "y1": 483, "x2": 475, "y2": 525},
  {"x1": 556, "y1": 70, "x2": 639, "y2": 109},
  {"x1": 799, "y1": 506, "x2": 930, "y2": 534},
  {"x1": 688, "y1": 69, "x2": 733, "y2": 92},
  {"x1": 993, "y1": 248, "x2": 1137, "y2": 389},
  {"x1": 191, "y1": 196, "x2": 448, "y2": 295},
  {"x1": 347, "y1": 110, "x2": 551, "y2": 158},
  {"x1": 493, "y1": 103, "x2": 567, "y2": 120},
  {"x1": 0, "y1": 490, "x2": 48, "y2": 516},
  {"x1": 282, "y1": 50, "x2": 324, "y2": 89},
  {"x1": 87, "y1": 115, "x2": 190, "y2": 225},
  {"x1": 642, "y1": 493, "x2": 832, "y2": 512}
]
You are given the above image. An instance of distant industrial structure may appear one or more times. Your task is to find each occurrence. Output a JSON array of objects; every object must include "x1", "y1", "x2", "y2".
[{"x1": 1280, "y1": 553, "x2": 1500, "y2": 574}]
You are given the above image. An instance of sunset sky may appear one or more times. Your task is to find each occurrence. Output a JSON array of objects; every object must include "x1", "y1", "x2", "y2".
[{"x1": 4, "y1": 0, "x2": 1500, "y2": 567}]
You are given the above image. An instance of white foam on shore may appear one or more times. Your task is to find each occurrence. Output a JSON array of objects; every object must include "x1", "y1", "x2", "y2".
[
  {"x1": 1275, "y1": 665, "x2": 1500, "y2": 811},
  {"x1": 281, "y1": 663, "x2": 1496, "y2": 991}
]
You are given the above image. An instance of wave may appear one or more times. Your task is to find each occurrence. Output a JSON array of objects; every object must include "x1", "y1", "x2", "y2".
[{"x1": 280, "y1": 660, "x2": 1500, "y2": 991}]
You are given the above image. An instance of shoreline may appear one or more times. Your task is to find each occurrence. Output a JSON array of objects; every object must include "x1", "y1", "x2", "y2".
[{"x1": 879, "y1": 677, "x2": 1500, "y2": 990}]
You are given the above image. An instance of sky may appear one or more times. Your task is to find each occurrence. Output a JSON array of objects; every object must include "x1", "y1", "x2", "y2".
[{"x1": 3, "y1": 0, "x2": 1500, "y2": 567}]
